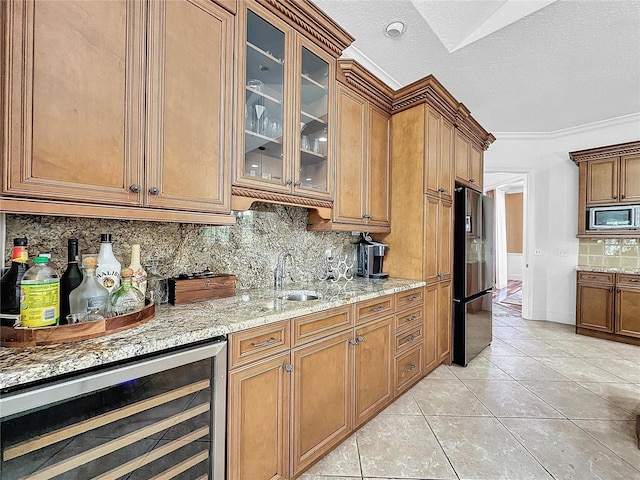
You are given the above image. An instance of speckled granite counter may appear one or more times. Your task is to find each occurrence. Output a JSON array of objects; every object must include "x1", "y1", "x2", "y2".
[
  {"x1": 576, "y1": 266, "x2": 640, "y2": 275},
  {"x1": 0, "y1": 277, "x2": 424, "y2": 391}
]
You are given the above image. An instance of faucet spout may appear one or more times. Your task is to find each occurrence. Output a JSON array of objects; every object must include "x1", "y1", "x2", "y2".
[{"x1": 274, "y1": 250, "x2": 295, "y2": 291}]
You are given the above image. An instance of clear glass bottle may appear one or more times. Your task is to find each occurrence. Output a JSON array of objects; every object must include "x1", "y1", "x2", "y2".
[
  {"x1": 128, "y1": 244, "x2": 147, "y2": 296},
  {"x1": 60, "y1": 238, "x2": 83, "y2": 323},
  {"x1": 109, "y1": 268, "x2": 145, "y2": 316},
  {"x1": 146, "y1": 258, "x2": 168, "y2": 304},
  {"x1": 69, "y1": 255, "x2": 109, "y2": 322},
  {"x1": 20, "y1": 256, "x2": 60, "y2": 328},
  {"x1": 96, "y1": 233, "x2": 121, "y2": 294},
  {"x1": 1, "y1": 237, "x2": 29, "y2": 317}
]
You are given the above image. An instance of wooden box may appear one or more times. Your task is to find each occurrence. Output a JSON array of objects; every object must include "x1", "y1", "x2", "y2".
[{"x1": 168, "y1": 274, "x2": 236, "y2": 305}]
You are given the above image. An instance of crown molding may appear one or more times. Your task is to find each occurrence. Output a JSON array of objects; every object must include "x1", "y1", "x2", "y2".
[
  {"x1": 337, "y1": 59, "x2": 394, "y2": 112},
  {"x1": 340, "y1": 45, "x2": 403, "y2": 90},
  {"x1": 569, "y1": 140, "x2": 640, "y2": 164}
]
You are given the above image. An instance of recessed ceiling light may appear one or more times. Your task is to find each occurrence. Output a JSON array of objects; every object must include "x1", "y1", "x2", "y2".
[{"x1": 385, "y1": 21, "x2": 405, "y2": 38}]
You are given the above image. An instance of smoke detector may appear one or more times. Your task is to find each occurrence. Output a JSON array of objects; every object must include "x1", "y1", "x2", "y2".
[{"x1": 385, "y1": 21, "x2": 405, "y2": 38}]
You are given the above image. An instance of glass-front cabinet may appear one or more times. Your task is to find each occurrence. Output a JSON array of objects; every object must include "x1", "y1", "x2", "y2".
[{"x1": 236, "y1": 3, "x2": 334, "y2": 200}]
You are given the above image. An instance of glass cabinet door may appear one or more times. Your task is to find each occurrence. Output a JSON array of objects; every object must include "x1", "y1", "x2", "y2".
[
  {"x1": 297, "y1": 46, "x2": 329, "y2": 193},
  {"x1": 243, "y1": 10, "x2": 286, "y2": 185}
]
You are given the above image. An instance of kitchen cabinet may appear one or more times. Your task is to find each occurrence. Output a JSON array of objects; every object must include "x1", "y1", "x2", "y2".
[
  {"x1": 425, "y1": 107, "x2": 455, "y2": 202},
  {"x1": 576, "y1": 271, "x2": 640, "y2": 345},
  {"x1": 423, "y1": 283, "x2": 438, "y2": 372},
  {"x1": 455, "y1": 130, "x2": 484, "y2": 191},
  {"x1": 424, "y1": 195, "x2": 453, "y2": 284},
  {"x1": 231, "y1": 0, "x2": 353, "y2": 213},
  {"x1": 1, "y1": 0, "x2": 235, "y2": 224},
  {"x1": 436, "y1": 280, "x2": 453, "y2": 363},
  {"x1": 307, "y1": 60, "x2": 392, "y2": 233}
]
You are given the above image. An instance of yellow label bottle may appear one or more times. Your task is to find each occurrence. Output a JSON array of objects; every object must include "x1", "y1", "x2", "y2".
[{"x1": 20, "y1": 256, "x2": 60, "y2": 327}]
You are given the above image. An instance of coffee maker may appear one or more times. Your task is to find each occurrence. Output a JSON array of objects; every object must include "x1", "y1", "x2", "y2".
[{"x1": 356, "y1": 234, "x2": 389, "y2": 279}]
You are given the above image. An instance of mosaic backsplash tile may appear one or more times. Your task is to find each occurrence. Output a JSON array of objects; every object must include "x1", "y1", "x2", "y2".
[
  {"x1": 3, "y1": 204, "x2": 357, "y2": 289},
  {"x1": 578, "y1": 238, "x2": 640, "y2": 269}
]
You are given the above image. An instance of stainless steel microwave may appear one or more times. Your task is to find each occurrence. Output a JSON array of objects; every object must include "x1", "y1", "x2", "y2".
[{"x1": 588, "y1": 205, "x2": 640, "y2": 230}]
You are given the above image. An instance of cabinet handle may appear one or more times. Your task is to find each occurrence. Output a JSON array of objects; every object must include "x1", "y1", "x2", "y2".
[
  {"x1": 621, "y1": 194, "x2": 626, "y2": 199},
  {"x1": 284, "y1": 363, "x2": 293, "y2": 372},
  {"x1": 370, "y1": 305, "x2": 385, "y2": 313},
  {"x1": 349, "y1": 338, "x2": 358, "y2": 345},
  {"x1": 399, "y1": 334, "x2": 416, "y2": 346},
  {"x1": 405, "y1": 364, "x2": 416, "y2": 372},
  {"x1": 148, "y1": 186, "x2": 159, "y2": 195},
  {"x1": 617, "y1": 289, "x2": 621, "y2": 293},
  {"x1": 613, "y1": 195, "x2": 617, "y2": 199},
  {"x1": 129, "y1": 184, "x2": 140, "y2": 193},
  {"x1": 356, "y1": 336, "x2": 364, "y2": 343},
  {"x1": 285, "y1": 179, "x2": 293, "y2": 185},
  {"x1": 609, "y1": 288, "x2": 613, "y2": 292},
  {"x1": 407, "y1": 295, "x2": 418, "y2": 302},
  {"x1": 362, "y1": 214, "x2": 372, "y2": 220},
  {"x1": 437, "y1": 272, "x2": 445, "y2": 277},
  {"x1": 438, "y1": 187, "x2": 447, "y2": 193},
  {"x1": 405, "y1": 315, "x2": 418, "y2": 323},
  {"x1": 469, "y1": 178, "x2": 476, "y2": 183},
  {"x1": 250, "y1": 337, "x2": 276, "y2": 348},
  {"x1": 294, "y1": 181, "x2": 302, "y2": 186}
]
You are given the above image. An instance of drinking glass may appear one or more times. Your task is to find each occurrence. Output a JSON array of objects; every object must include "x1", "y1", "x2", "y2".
[{"x1": 301, "y1": 135, "x2": 310, "y2": 151}]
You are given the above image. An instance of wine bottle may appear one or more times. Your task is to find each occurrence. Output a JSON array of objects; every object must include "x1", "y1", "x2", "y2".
[
  {"x1": 59, "y1": 238, "x2": 83, "y2": 323},
  {"x1": 0, "y1": 237, "x2": 29, "y2": 318}
]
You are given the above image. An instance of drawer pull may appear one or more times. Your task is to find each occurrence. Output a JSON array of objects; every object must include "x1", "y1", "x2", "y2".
[
  {"x1": 370, "y1": 306, "x2": 385, "y2": 313},
  {"x1": 407, "y1": 295, "x2": 418, "y2": 302},
  {"x1": 250, "y1": 337, "x2": 276, "y2": 348},
  {"x1": 405, "y1": 364, "x2": 416, "y2": 372},
  {"x1": 405, "y1": 315, "x2": 418, "y2": 323},
  {"x1": 349, "y1": 338, "x2": 358, "y2": 345},
  {"x1": 399, "y1": 334, "x2": 417, "y2": 346},
  {"x1": 284, "y1": 363, "x2": 293, "y2": 372},
  {"x1": 356, "y1": 336, "x2": 364, "y2": 343}
]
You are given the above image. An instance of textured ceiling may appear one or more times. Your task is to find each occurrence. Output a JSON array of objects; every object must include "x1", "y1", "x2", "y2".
[{"x1": 312, "y1": 0, "x2": 640, "y2": 133}]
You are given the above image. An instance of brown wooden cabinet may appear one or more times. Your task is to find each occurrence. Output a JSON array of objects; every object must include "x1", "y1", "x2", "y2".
[
  {"x1": 2, "y1": 0, "x2": 235, "y2": 224},
  {"x1": 436, "y1": 280, "x2": 453, "y2": 363},
  {"x1": 455, "y1": 130, "x2": 484, "y2": 191},
  {"x1": 576, "y1": 271, "x2": 640, "y2": 345}
]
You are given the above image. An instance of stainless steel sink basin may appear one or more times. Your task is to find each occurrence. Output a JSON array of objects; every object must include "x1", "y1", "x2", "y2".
[{"x1": 278, "y1": 291, "x2": 321, "y2": 301}]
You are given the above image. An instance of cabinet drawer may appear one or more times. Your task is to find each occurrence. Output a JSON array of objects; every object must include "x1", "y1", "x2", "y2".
[
  {"x1": 617, "y1": 273, "x2": 640, "y2": 286},
  {"x1": 229, "y1": 320, "x2": 290, "y2": 369},
  {"x1": 394, "y1": 345, "x2": 423, "y2": 394},
  {"x1": 394, "y1": 325, "x2": 423, "y2": 355},
  {"x1": 292, "y1": 305, "x2": 354, "y2": 347},
  {"x1": 577, "y1": 271, "x2": 614, "y2": 284},
  {"x1": 396, "y1": 288, "x2": 423, "y2": 312},
  {"x1": 356, "y1": 295, "x2": 395, "y2": 325},
  {"x1": 395, "y1": 305, "x2": 424, "y2": 334}
]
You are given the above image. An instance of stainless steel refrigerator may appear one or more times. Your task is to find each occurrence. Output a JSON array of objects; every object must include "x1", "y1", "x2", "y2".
[{"x1": 453, "y1": 187, "x2": 494, "y2": 366}]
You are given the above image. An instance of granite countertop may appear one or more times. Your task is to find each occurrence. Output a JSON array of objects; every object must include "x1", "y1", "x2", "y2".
[
  {"x1": 576, "y1": 266, "x2": 640, "y2": 275},
  {"x1": 0, "y1": 277, "x2": 424, "y2": 391}
]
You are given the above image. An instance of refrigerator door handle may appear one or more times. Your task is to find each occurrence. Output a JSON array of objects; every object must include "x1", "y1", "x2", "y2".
[{"x1": 453, "y1": 298, "x2": 461, "y2": 303}]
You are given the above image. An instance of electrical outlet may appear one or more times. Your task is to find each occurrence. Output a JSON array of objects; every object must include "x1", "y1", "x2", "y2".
[
  {"x1": 534, "y1": 249, "x2": 542, "y2": 256},
  {"x1": 557, "y1": 250, "x2": 568, "y2": 257},
  {"x1": 325, "y1": 249, "x2": 332, "y2": 259}
]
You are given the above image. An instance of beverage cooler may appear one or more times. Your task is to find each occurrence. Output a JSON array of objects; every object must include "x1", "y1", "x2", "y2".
[{"x1": 0, "y1": 339, "x2": 227, "y2": 479}]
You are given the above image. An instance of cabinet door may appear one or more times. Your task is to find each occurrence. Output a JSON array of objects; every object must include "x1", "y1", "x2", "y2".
[
  {"x1": 438, "y1": 200, "x2": 453, "y2": 281},
  {"x1": 334, "y1": 85, "x2": 366, "y2": 224},
  {"x1": 439, "y1": 119, "x2": 455, "y2": 202},
  {"x1": 424, "y1": 283, "x2": 438, "y2": 373},
  {"x1": 454, "y1": 131, "x2": 470, "y2": 185},
  {"x1": 424, "y1": 195, "x2": 440, "y2": 284},
  {"x1": 620, "y1": 155, "x2": 640, "y2": 203},
  {"x1": 469, "y1": 144, "x2": 483, "y2": 191},
  {"x1": 227, "y1": 353, "x2": 291, "y2": 480},
  {"x1": 615, "y1": 286, "x2": 640, "y2": 338},
  {"x1": 291, "y1": 331, "x2": 352, "y2": 476},
  {"x1": 145, "y1": 0, "x2": 232, "y2": 213},
  {"x1": 576, "y1": 283, "x2": 614, "y2": 332},
  {"x1": 424, "y1": 108, "x2": 441, "y2": 197},
  {"x1": 366, "y1": 104, "x2": 391, "y2": 227},
  {"x1": 3, "y1": 0, "x2": 145, "y2": 205},
  {"x1": 354, "y1": 316, "x2": 393, "y2": 427},
  {"x1": 586, "y1": 158, "x2": 619, "y2": 205},
  {"x1": 437, "y1": 280, "x2": 453, "y2": 364}
]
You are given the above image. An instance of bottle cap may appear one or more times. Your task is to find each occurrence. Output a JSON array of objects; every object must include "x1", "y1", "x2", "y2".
[
  {"x1": 100, "y1": 233, "x2": 112, "y2": 243},
  {"x1": 68, "y1": 238, "x2": 78, "y2": 245},
  {"x1": 34, "y1": 256, "x2": 49, "y2": 264},
  {"x1": 121, "y1": 268, "x2": 134, "y2": 278},
  {"x1": 13, "y1": 237, "x2": 27, "y2": 246},
  {"x1": 83, "y1": 256, "x2": 99, "y2": 268}
]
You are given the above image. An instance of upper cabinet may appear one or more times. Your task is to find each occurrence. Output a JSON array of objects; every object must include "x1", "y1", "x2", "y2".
[
  {"x1": 454, "y1": 130, "x2": 484, "y2": 192},
  {"x1": 308, "y1": 60, "x2": 393, "y2": 233},
  {"x1": 571, "y1": 141, "x2": 640, "y2": 237},
  {"x1": 231, "y1": 0, "x2": 353, "y2": 215},
  {"x1": 1, "y1": 0, "x2": 236, "y2": 224},
  {"x1": 425, "y1": 106, "x2": 454, "y2": 202}
]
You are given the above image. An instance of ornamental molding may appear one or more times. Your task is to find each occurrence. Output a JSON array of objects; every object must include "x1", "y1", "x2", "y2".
[
  {"x1": 570, "y1": 141, "x2": 640, "y2": 164},
  {"x1": 231, "y1": 186, "x2": 334, "y2": 209}
]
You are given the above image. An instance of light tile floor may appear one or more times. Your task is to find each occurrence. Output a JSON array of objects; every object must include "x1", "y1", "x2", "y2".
[{"x1": 301, "y1": 303, "x2": 640, "y2": 480}]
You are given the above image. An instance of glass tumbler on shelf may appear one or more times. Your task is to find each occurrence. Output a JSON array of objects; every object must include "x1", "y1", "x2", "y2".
[{"x1": 146, "y1": 258, "x2": 168, "y2": 304}]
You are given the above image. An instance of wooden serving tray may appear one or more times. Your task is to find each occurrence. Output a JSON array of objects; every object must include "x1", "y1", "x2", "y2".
[{"x1": 1, "y1": 301, "x2": 155, "y2": 348}]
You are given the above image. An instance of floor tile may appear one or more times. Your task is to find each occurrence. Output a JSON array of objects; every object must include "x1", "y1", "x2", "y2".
[
  {"x1": 427, "y1": 416, "x2": 553, "y2": 480},
  {"x1": 492, "y1": 326, "x2": 536, "y2": 341},
  {"x1": 449, "y1": 357, "x2": 512, "y2": 380},
  {"x1": 357, "y1": 414, "x2": 456, "y2": 479},
  {"x1": 379, "y1": 390, "x2": 422, "y2": 415},
  {"x1": 487, "y1": 356, "x2": 570, "y2": 381},
  {"x1": 543, "y1": 339, "x2": 617, "y2": 358},
  {"x1": 425, "y1": 364, "x2": 458, "y2": 379},
  {"x1": 501, "y1": 418, "x2": 640, "y2": 480},
  {"x1": 462, "y1": 379, "x2": 564, "y2": 418},
  {"x1": 410, "y1": 378, "x2": 492, "y2": 416},
  {"x1": 302, "y1": 476, "x2": 360, "y2": 480},
  {"x1": 303, "y1": 434, "x2": 361, "y2": 477},
  {"x1": 477, "y1": 338, "x2": 528, "y2": 358},
  {"x1": 577, "y1": 382, "x2": 640, "y2": 414},
  {"x1": 583, "y1": 356, "x2": 640, "y2": 383},
  {"x1": 533, "y1": 356, "x2": 628, "y2": 383},
  {"x1": 505, "y1": 339, "x2": 571, "y2": 357},
  {"x1": 520, "y1": 381, "x2": 633, "y2": 420},
  {"x1": 601, "y1": 341, "x2": 640, "y2": 362},
  {"x1": 573, "y1": 419, "x2": 640, "y2": 470}
]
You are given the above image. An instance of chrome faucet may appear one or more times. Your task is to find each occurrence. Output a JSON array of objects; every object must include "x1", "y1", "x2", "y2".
[{"x1": 274, "y1": 250, "x2": 295, "y2": 291}]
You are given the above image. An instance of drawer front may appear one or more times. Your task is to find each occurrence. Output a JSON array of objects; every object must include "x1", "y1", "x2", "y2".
[
  {"x1": 394, "y1": 325, "x2": 423, "y2": 355},
  {"x1": 394, "y1": 345, "x2": 423, "y2": 394},
  {"x1": 396, "y1": 288, "x2": 423, "y2": 312},
  {"x1": 577, "y1": 271, "x2": 614, "y2": 284},
  {"x1": 395, "y1": 305, "x2": 424, "y2": 334},
  {"x1": 356, "y1": 295, "x2": 395, "y2": 325},
  {"x1": 292, "y1": 305, "x2": 354, "y2": 347},
  {"x1": 229, "y1": 320, "x2": 290, "y2": 369},
  {"x1": 617, "y1": 273, "x2": 640, "y2": 286}
]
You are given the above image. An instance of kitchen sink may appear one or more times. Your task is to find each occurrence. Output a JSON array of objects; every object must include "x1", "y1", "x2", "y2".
[{"x1": 278, "y1": 291, "x2": 322, "y2": 301}]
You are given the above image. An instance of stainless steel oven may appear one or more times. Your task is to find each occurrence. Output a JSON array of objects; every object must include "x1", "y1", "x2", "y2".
[
  {"x1": 588, "y1": 204, "x2": 640, "y2": 230},
  {"x1": 0, "y1": 338, "x2": 227, "y2": 479}
]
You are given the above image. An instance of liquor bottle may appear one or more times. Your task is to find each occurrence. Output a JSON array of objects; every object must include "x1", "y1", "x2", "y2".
[
  {"x1": 69, "y1": 255, "x2": 109, "y2": 322},
  {"x1": 96, "y1": 233, "x2": 121, "y2": 294},
  {"x1": 128, "y1": 244, "x2": 147, "y2": 295},
  {"x1": 59, "y1": 238, "x2": 83, "y2": 323},
  {"x1": 20, "y1": 256, "x2": 60, "y2": 328},
  {"x1": 0, "y1": 237, "x2": 28, "y2": 317},
  {"x1": 109, "y1": 268, "x2": 145, "y2": 316}
]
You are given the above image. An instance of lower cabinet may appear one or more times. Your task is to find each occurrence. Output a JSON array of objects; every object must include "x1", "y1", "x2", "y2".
[
  {"x1": 614, "y1": 277, "x2": 640, "y2": 338},
  {"x1": 436, "y1": 280, "x2": 453, "y2": 364}
]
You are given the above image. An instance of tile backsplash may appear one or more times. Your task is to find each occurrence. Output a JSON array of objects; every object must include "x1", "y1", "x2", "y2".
[
  {"x1": 578, "y1": 238, "x2": 640, "y2": 269},
  {"x1": 3, "y1": 204, "x2": 357, "y2": 289}
]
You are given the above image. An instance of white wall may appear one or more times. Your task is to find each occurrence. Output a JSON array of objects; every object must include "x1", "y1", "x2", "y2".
[
  {"x1": 507, "y1": 253, "x2": 523, "y2": 280},
  {"x1": 485, "y1": 114, "x2": 640, "y2": 324}
]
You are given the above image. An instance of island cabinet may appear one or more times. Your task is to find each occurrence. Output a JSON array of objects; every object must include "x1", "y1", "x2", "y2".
[
  {"x1": 1, "y1": 0, "x2": 236, "y2": 224},
  {"x1": 307, "y1": 60, "x2": 393, "y2": 233},
  {"x1": 231, "y1": 0, "x2": 353, "y2": 217},
  {"x1": 576, "y1": 271, "x2": 640, "y2": 345}
]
